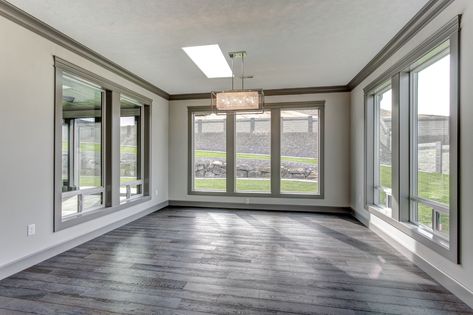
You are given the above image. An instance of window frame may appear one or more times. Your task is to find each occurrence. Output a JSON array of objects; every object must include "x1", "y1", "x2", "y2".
[
  {"x1": 373, "y1": 82, "x2": 393, "y2": 212},
  {"x1": 119, "y1": 95, "x2": 146, "y2": 204},
  {"x1": 54, "y1": 57, "x2": 152, "y2": 231},
  {"x1": 363, "y1": 16, "x2": 460, "y2": 262},
  {"x1": 188, "y1": 101, "x2": 325, "y2": 199},
  {"x1": 409, "y1": 46, "x2": 451, "y2": 242}
]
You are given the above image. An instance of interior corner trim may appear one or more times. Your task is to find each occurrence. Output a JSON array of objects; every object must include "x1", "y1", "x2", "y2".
[
  {"x1": 347, "y1": 0, "x2": 454, "y2": 90},
  {"x1": 0, "y1": 0, "x2": 170, "y2": 100},
  {"x1": 169, "y1": 85, "x2": 350, "y2": 101}
]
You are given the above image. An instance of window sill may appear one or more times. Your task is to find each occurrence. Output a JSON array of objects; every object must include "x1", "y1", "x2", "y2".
[
  {"x1": 55, "y1": 196, "x2": 151, "y2": 232},
  {"x1": 366, "y1": 204, "x2": 456, "y2": 263}
]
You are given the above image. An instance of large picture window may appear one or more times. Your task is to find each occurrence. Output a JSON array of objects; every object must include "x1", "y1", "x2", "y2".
[
  {"x1": 191, "y1": 113, "x2": 226, "y2": 192},
  {"x1": 55, "y1": 57, "x2": 152, "y2": 231},
  {"x1": 120, "y1": 95, "x2": 144, "y2": 203},
  {"x1": 280, "y1": 109, "x2": 320, "y2": 195},
  {"x1": 188, "y1": 102, "x2": 324, "y2": 198},
  {"x1": 373, "y1": 84, "x2": 393, "y2": 216},
  {"x1": 364, "y1": 18, "x2": 459, "y2": 262},
  {"x1": 61, "y1": 73, "x2": 105, "y2": 217},
  {"x1": 410, "y1": 42, "x2": 451, "y2": 239},
  {"x1": 235, "y1": 112, "x2": 271, "y2": 193}
]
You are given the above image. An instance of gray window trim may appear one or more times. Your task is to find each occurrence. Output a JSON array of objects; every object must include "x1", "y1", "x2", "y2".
[
  {"x1": 119, "y1": 95, "x2": 146, "y2": 203},
  {"x1": 364, "y1": 16, "x2": 460, "y2": 263},
  {"x1": 187, "y1": 101, "x2": 325, "y2": 199},
  {"x1": 54, "y1": 58, "x2": 152, "y2": 232}
]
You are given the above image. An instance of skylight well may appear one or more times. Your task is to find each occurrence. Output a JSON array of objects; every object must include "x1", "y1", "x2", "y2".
[{"x1": 182, "y1": 44, "x2": 232, "y2": 78}]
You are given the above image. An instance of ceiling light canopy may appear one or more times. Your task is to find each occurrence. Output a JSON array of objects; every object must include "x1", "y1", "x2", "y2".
[{"x1": 182, "y1": 44, "x2": 232, "y2": 78}]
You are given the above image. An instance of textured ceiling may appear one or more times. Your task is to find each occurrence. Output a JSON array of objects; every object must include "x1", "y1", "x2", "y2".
[{"x1": 8, "y1": 0, "x2": 429, "y2": 94}]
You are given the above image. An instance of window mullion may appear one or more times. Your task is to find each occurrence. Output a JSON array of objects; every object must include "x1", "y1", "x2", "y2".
[
  {"x1": 226, "y1": 113, "x2": 235, "y2": 193},
  {"x1": 391, "y1": 74, "x2": 401, "y2": 221},
  {"x1": 271, "y1": 108, "x2": 281, "y2": 196},
  {"x1": 106, "y1": 90, "x2": 121, "y2": 207},
  {"x1": 398, "y1": 72, "x2": 410, "y2": 222}
]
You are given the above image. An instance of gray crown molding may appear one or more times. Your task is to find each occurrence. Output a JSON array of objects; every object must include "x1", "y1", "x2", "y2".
[
  {"x1": 347, "y1": 0, "x2": 454, "y2": 90},
  {"x1": 0, "y1": 0, "x2": 170, "y2": 100},
  {"x1": 0, "y1": 0, "x2": 453, "y2": 99},
  {"x1": 169, "y1": 85, "x2": 350, "y2": 101}
]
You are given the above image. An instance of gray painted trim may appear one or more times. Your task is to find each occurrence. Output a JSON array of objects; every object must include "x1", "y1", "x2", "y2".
[
  {"x1": 187, "y1": 101, "x2": 325, "y2": 199},
  {"x1": 391, "y1": 74, "x2": 401, "y2": 221},
  {"x1": 0, "y1": 0, "x2": 453, "y2": 98},
  {"x1": 0, "y1": 0, "x2": 169, "y2": 99},
  {"x1": 55, "y1": 57, "x2": 153, "y2": 105},
  {"x1": 0, "y1": 201, "x2": 169, "y2": 281},
  {"x1": 353, "y1": 210, "x2": 473, "y2": 309},
  {"x1": 107, "y1": 90, "x2": 120, "y2": 207},
  {"x1": 348, "y1": 0, "x2": 454, "y2": 90},
  {"x1": 372, "y1": 226, "x2": 473, "y2": 309},
  {"x1": 169, "y1": 200, "x2": 351, "y2": 214},
  {"x1": 169, "y1": 86, "x2": 349, "y2": 101},
  {"x1": 54, "y1": 61, "x2": 153, "y2": 231},
  {"x1": 363, "y1": 17, "x2": 460, "y2": 263},
  {"x1": 143, "y1": 105, "x2": 152, "y2": 197},
  {"x1": 368, "y1": 206, "x2": 452, "y2": 258},
  {"x1": 363, "y1": 15, "x2": 460, "y2": 94},
  {"x1": 226, "y1": 113, "x2": 236, "y2": 193},
  {"x1": 53, "y1": 66, "x2": 63, "y2": 232},
  {"x1": 270, "y1": 109, "x2": 281, "y2": 195}
]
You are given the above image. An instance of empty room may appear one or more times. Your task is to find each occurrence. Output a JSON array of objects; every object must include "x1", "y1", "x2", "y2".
[{"x1": 0, "y1": 0, "x2": 472, "y2": 313}]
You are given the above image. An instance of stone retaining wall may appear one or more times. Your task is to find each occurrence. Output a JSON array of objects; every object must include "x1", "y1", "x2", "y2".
[{"x1": 194, "y1": 159, "x2": 318, "y2": 180}]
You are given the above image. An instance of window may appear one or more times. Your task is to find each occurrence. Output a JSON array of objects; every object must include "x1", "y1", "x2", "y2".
[
  {"x1": 373, "y1": 84, "x2": 393, "y2": 216},
  {"x1": 364, "y1": 18, "x2": 459, "y2": 262},
  {"x1": 61, "y1": 73, "x2": 105, "y2": 217},
  {"x1": 410, "y1": 42, "x2": 451, "y2": 239},
  {"x1": 188, "y1": 102, "x2": 324, "y2": 198},
  {"x1": 55, "y1": 57, "x2": 152, "y2": 231},
  {"x1": 235, "y1": 112, "x2": 271, "y2": 193},
  {"x1": 280, "y1": 109, "x2": 320, "y2": 195},
  {"x1": 120, "y1": 95, "x2": 144, "y2": 203},
  {"x1": 191, "y1": 112, "x2": 226, "y2": 192}
]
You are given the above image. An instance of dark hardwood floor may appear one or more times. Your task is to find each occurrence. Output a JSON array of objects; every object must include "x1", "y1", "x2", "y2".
[{"x1": 0, "y1": 207, "x2": 471, "y2": 315}]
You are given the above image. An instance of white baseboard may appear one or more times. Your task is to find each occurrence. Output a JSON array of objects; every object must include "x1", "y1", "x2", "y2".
[
  {"x1": 0, "y1": 200, "x2": 168, "y2": 280},
  {"x1": 352, "y1": 208, "x2": 473, "y2": 309}
]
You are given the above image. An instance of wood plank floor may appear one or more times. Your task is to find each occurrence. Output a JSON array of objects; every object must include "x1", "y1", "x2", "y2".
[{"x1": 0, "y1": 207, "x2": 471, "y2": 315}]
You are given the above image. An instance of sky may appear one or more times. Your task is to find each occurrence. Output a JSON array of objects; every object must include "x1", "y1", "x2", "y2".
[{"x1": 380, "y1": 54, "x2": 450, "y2": 117}]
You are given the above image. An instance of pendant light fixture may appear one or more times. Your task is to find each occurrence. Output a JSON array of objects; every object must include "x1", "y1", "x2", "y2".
[{"x1": 211, "y1": 51, "x2": 264, "y2": 113}]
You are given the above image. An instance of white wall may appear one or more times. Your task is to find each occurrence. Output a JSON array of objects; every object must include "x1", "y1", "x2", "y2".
[
  {"x1": 0, "y1": 15, "x2": 169, "y2": 272},
  {"x1": 169, "y1": 92, "x2": 351, "y2": 207},
  {"x1": 350, "y1": 0, "x2": 473, "y2": 300}
]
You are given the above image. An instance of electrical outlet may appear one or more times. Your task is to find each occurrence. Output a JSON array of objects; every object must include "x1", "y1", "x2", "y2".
[
  {"x1": 245, "y1": 198, "x2": 250, "y2": 204},
  {"x1": 27, "y1": 224, "x2": 35, "y2": 236},
  {"x1": 155, "y1": 189, "x2": 159, "y2": 196}
]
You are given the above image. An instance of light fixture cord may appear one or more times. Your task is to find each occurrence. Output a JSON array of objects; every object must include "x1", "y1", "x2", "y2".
[
  {"x1": 242, "y1": 53, "x2": 245, "y2": 89},
  {"x1": 231, "y1": 55, "x2": 234, "y2": 90}
]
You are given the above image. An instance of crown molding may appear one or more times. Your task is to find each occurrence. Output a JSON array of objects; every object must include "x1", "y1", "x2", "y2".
[
  {"x1": 0, "y1": 0, "x2": 454, "y2": 99},
  {"x1": 0, "y1": 0, "x2": 170, "y2": 100},
  {"x1": 347, "y1": 0, "x2": 454, "y2": 90},
  {"x1": 169, "y1": 85, "x2": 350, "y2": 101}
]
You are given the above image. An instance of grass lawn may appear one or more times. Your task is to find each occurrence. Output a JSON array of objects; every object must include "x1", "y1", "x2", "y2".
[
  {"x1": 194, "y1": 178, "x2": 318, "y2": 194},
  {"x1": 380, "y1": 165, "x2": 449, "y2": 233},
  {"x1": 79, "y1": 176, "x2": 137, "y2": 187},
  {"x1": 195, "y1": 150, "x2": 317, "y2": 166},
  {"x1": 63, "y1": 142, "x2": 137, "y2": 154}
]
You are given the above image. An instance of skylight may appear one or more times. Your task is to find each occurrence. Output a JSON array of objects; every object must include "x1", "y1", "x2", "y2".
[{"x1": 182, "y1": 44, "x2": 232, "y2": 78}]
